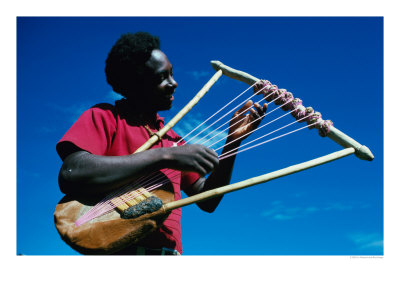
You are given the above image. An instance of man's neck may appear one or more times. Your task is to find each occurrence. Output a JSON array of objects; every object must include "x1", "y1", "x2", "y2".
[{"x1": 122, "y1": 98, "x2": 159, "y2": 128}]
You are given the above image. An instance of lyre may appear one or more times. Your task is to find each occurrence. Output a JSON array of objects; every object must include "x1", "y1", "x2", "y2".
[{"x1": 54, "y1": 60, "x2": 374, "y2": 255}]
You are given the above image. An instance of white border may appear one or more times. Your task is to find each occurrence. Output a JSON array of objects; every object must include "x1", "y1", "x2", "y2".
[{"x1": 3, "y1": 1, "x2": 399, "y2": 299}]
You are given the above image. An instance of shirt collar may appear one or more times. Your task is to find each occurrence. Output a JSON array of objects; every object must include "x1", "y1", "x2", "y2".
[
  {"x1": 116, "y1": 99, "x2": 165, "y2": 128},
  {"x1": 156, "y1": 114, "x2": 165, "y2": 126}
]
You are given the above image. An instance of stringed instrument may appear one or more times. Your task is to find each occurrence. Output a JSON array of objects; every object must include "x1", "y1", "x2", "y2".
[
  {"x1": 54, "y1": 178, "x2": 175, "y2": 255},
  {"x1": 54, "y1": 61, "x2": 374, "y2": 255}
]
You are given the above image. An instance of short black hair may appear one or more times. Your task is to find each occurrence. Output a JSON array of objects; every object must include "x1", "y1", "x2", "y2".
[{"x1": 105, "y1": 32, "x2": 161, "y2": 97}]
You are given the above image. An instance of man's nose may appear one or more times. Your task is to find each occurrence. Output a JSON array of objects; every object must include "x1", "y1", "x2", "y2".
[{"x1": 168, "y1": 76, "x2": 178, "y2": 89}]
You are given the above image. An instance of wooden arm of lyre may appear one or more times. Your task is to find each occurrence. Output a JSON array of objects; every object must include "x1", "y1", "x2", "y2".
[
  {"x1": 134, "y1": 69, "x2": 223, "y2": 153},
  {"x1": 163, "y1": 148, "x2": 355, "y2": 212},
  {"x1": 210, "y1": 60, "x2": 374, "y2": 161}
]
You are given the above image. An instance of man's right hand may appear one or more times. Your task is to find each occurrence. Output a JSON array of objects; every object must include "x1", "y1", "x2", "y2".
[{"x1": 162, "y1": 144, "x2": 219, "y2": 176}]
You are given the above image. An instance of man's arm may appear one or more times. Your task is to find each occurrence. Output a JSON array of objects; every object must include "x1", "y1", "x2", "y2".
[
  {"x1": 185, "y1": 140, "x2": 241, "y2": 212},
  {"x1": 59, "y1": 144, "x2": 219, "y2": 196},
  {"x1": 185, "y1": 101, "x2": 267, "y2": 212}
]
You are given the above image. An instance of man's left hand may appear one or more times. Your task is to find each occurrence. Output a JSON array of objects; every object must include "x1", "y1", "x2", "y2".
[{"x1": 227, "y1": 100, "x2": 267, "y2": 144}]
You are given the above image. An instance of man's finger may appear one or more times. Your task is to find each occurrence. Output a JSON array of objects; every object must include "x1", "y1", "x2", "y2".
[
  {"x1": 193, "y1": 162, "x2": 207, "y2": 177},
  {"x1": 250, "y1": 108, "x2": 260, "y2": 120},
  {"x1": 235, "y1": 100, "x2": 253, "y2": 116},
  {"x1": 262, "y1": 103, "x2": 268, "y2": 113},
  {"x1": 255, "y1": 102, "x2": 265, "y2": 115},
  {"x1": 204, "y1": 146, "x2": 219, "y2": 158},
  {"x1": 204, "y1": 148, "x2": 220, "y2": 167}
]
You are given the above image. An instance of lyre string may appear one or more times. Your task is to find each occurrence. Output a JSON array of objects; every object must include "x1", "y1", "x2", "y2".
[
  {"x1": 218, "y1": 114, "x2": 312, "y2": 158},
  {"x1": 129, "y1": 108, "x2": 309, "y2": 200},
  {"x1": 219, "y1": 124, "x2": 311, "y2": 160},
  {"x1": 76, "y1": 80, "x2": 318, "y2": 225},
  {"x1": 176, "y1": 81, "x2": 259, "y2": 144},
  {"x1": 183, "y1": 83, "x2": 272, "y2": 144},
  {"x1": 77, "y1": 116, "x2": 304, "y2": 225},
  {"x1": 79, "y1": 119, "x2": 312, "y2": 224},
  {"x1": 78, "y1": 120, "x2": 310, "y2": 225},
  {"x1": 202, "y1": 93, "x2": 290, "y2": 148},
  {"x1": 213, "y1": 105, "x2": 309, "y2": 152},
  {"x1": 189, "y1": 89, "x2": 276, "y2": 145}
]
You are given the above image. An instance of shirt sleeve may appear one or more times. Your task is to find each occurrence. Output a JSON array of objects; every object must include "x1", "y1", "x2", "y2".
[
  {"x1": 181, "y1": 171, "x2": 201, "y2": 192},
  {"x1": 56, "y1": 105, "x2": 117, "y2": 161}
]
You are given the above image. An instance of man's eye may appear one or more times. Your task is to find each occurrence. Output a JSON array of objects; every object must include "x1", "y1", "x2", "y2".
[{"x1": 157, "y1": 70, "x2": 173, "y2": 83}]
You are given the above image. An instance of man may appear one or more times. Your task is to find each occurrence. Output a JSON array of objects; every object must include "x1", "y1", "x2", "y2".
[{"x1": 57, "y1": 32, "x2": 267, "y2": 255}]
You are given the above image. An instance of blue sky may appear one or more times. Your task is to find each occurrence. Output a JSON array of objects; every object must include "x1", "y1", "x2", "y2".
[{"x1": 17, "y1": 17, "x2": 383, "y2": 255}]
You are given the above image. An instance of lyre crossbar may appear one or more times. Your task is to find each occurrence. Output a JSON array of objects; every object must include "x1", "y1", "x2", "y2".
[{"x1": 210, "y1": 60, "x2": 374, "y2": 161}]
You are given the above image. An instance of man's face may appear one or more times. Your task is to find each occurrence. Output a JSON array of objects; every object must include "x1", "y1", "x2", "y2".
[{"x1": 143, "y1": 49, "x2": 178, "y2": 111}]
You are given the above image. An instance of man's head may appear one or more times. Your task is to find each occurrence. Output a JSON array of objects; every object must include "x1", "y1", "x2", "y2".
[{"x1": 105, "y1": 32, "x2": 177, "y2": 111}]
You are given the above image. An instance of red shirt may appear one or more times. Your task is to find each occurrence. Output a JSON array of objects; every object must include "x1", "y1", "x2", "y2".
[{"x1": 56, "y1": 100, "x2": 200, "y2": 254}]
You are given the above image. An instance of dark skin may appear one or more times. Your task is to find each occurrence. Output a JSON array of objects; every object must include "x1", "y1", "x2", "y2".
[{"x1": 59, "y1": 49, "x2": 267, "y2": 213}]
